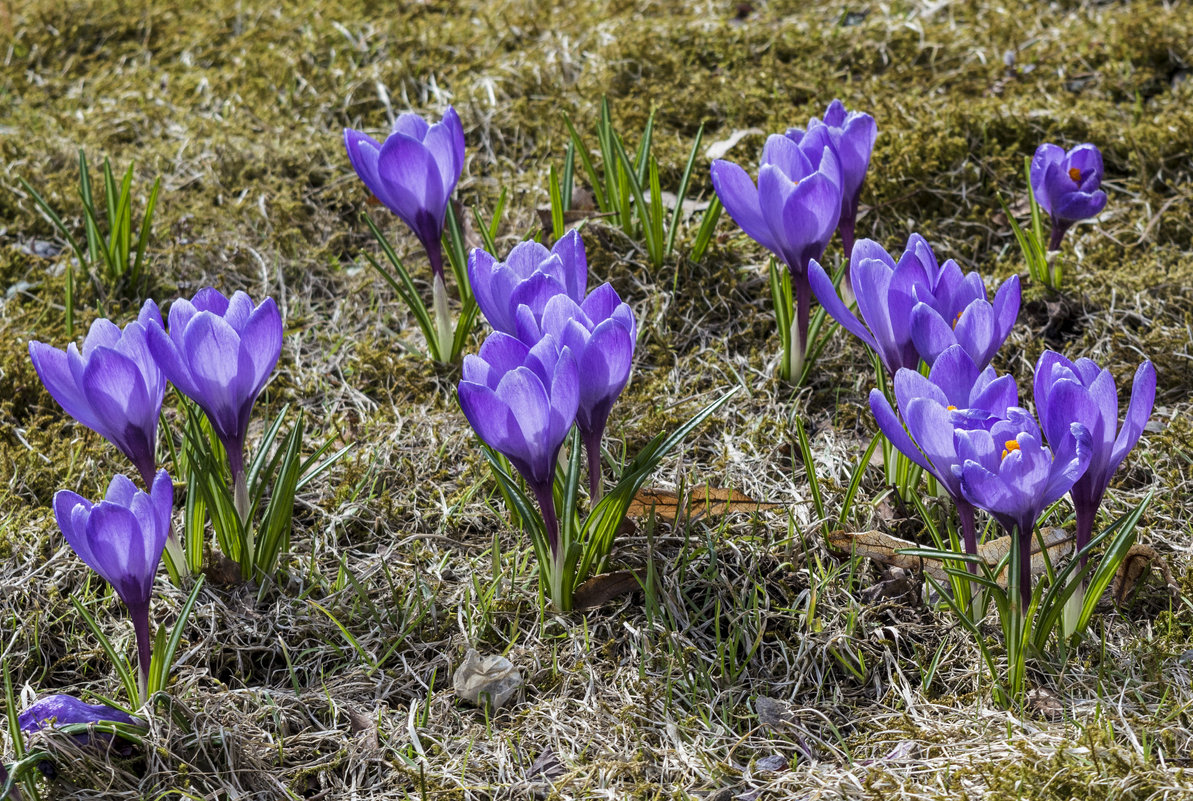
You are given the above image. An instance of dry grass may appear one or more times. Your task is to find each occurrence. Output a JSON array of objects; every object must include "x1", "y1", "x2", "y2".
[{"x1": 1, "y1": 0, "x2": 1193, "y2": 798}]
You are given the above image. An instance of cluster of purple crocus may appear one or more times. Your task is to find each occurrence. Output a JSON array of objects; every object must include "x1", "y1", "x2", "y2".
[
  {"x1": 23, "y1": 287, "x2": 281, "y2": 728},
  {"x1": 456, "y1": 230, "x2": 637, "y2": 563}
]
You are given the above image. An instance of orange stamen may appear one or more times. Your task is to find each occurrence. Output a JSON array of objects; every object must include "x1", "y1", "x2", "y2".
[
  {"x1": 952, "y1": 310, "x2": 963, "y2": 330},
  {"x1": 1001, "y1": 439, "x2": 1021, "y2": 460},
  {"x1": 947, "y1": 405, "x2": 957, "y2": 411},
  {"x1": 1068, "y1": 167, "x2": 1082, "y2": 182}
]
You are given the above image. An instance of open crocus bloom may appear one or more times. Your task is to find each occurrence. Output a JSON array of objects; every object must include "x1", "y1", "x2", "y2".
[
  {"x1": 1030, "y1": 142, "x2": 1108, "y2": 249},
  {"x1": 811, "y1": 234, "x2": 1019, "y2": 374},
  {"x1": 1034, "y1": 352, "x2": 1156, "y2": 559},
  {"x1": 787, "y1": 98, "x2": 877, "y2": 258},
  {"x1": 344, "y1": 106, "x2": 465, "y2": 277},
  {"x1": 147, "y1": 288, "x2": 281, "y2": 482},
  {"x1": 28, "y1": 300, "x2": 165, "y2": 485},
  {"x1": 468, "y1": 229, "x2": 588, "y2": 338},
  {"x1": 870, "y1": 345, "x2": 1018, "y2": 557},
  {"x1": 458, "y1": 333, "x2": 579, "y2": 554},
  {"x1": 953, "y1": 408, "x2": 1091, "y2": 607}
]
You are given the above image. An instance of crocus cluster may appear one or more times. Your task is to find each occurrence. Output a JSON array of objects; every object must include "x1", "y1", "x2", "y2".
[
  {"x1": 872, "y1": 343, "x2": 1154, "y2": 608},
  {"x1": 28, "y1": 287, "x2": 282, "y2": 707},
  {"x1": 458, "y1": 230, "x2": 636, "y2": 558},
  {"x1": 712, "y1": 99, "x2": 876, "y2": 379}
]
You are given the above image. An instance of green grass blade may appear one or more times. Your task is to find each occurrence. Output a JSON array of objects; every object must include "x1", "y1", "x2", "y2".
[
  {"x1": 548, "y1": 164, "x2": 566, "y2": 241},
  {"x1": 666, "y1": 123, "x2": 704, "y2": 259},
  {"x1": 70, "y1": 595, "x2": 140, "y2": 708},
  {"x1": 690, "y1": 196, "x2": 722, "y2": 263},
  {"x1": 561, "y1": 142, "x2": 575, "y2": 212},
  {"x1": 131, "y1": 176, "x2": 161, "y2": 288},
  {"x1": 561, "y1": 112, "x2": 606, "y2": 212}
]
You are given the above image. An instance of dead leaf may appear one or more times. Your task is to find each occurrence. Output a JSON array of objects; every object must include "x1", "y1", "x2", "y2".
[
  {"x1": 1111, "y1": 543, "x2": 1177, "y2": 604},
  {"x1": 704, "y1": 128, "x2": 764, "y2": 160},
  {"x1": 828, "y1": 528, "x2": 1073, "y2": 587},
  {"x1": 535, "y1": 207, "x2": 614, "y2": 238},
  {"x1": 626, "y1": 484, "x2": 783, "y2": 523},
  {"x1": 572, "y1": 569, "x2": 647, "y2": 609}
]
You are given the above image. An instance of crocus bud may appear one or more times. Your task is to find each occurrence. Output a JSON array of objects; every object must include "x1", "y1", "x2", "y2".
[{"x1": 468, "y1": 229, "x2": 588, "y2": 338}]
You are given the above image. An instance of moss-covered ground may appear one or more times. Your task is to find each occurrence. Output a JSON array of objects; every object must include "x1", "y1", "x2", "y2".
[{"x1": 2, "y1": 0, "x2": 1193, "y2": 797}]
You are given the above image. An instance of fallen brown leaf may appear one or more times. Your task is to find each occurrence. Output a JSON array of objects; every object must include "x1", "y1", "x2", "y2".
[
  {"x1": 572, "y1": 569, "x2": 648, "y2": 609},
  {"x1": 626, "y1": 484, "x2": 783, "y2": 523},
  {"x1": 828, "y1": 528, "x2": 1073, "y2": 587}
]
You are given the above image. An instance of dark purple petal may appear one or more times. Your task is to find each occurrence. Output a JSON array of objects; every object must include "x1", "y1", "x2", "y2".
[{"x1": 19, "y1": 695, "x2": 138, "y2": 734}]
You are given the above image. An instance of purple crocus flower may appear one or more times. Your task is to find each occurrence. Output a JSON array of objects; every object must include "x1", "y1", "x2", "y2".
[
  {"x1": 953, "y1": 409, "x2": 1092, "y2": 608},
  {"x1": 146, "y1": 289, "x2": 281, "y2": 511},
  {"x1": 468, "y1": 229, "x2": 587, "y2": 338},
  {"x1": 1030, "y1": 143, "x2": 1108, "y2": 250},
  {"x1": 810, "y1": 234, "x2": 1018, "y2": 375},
  {"x1": 28, "y1": 300, "x2": 165, "y2": 486},
  {"x1": 458, "y1": 333, "x2": 578, "y2": 555},
  {"x1": 1034, "y1": 352, "x2": 1156, "y2": 565},
  {"x1": 787, "y1": 99, "x2": 877, "y2": 260},
  {"x1": 870, "y1": 345, "x2": 1019, "y2": 560},
  {"x1": 344, "y1": 107, "x2": 465, "y2": 279},
  {"x1": 711, "y1": 128, "x2": 842, "y2": 378},
  {"x1": 19, "y1": 694, "x2": 139, "y2": 735},
  {"x1": 517, "y1": 284, "x2": 637, "y2": 499},
  {"x1": 53, "y1": 471, "x2": 173, "y2": 700}
]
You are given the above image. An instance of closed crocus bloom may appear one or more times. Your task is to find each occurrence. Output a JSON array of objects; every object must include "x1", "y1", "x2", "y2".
[
  {"x1": 458, "y1": 333, "x2": 579, "y2": 555},
  {"x1": 712, "y1": 128, "x2": 842, "y2": 379},
  {"x1": 54, "y1": 471, "x2": 173, "y2": 699},
  {"x1": 870, "y1": 345, "x2": 1018, "y2": 559},
  {"x1": 522, "y1": 284, "x2": 637, "y2": 498},
  {"x1": 28, "y1": 300, "x2": 165, "y2": 485},
  {"x1": 344, "y1": 106, "x2": 465, "y2": 278},
  {"x1": 468, "y1": 229, "x2": 588, "y2": 338},
  {"x1": 787, "y1": 99, "x2": 877, "y2": 258},
  {"x1": 147, "y1": 289, "x2": 281, "y2": 490},
  {"x1": 1034, "y1": 352, "x2": 1156, "y2": 563},
  {"x1": 1030, "y1": 143, "x2": 1108, "y2": 250},
  {"x1": 953, "y1": 409, "x2": 1092, "y2": 608}
]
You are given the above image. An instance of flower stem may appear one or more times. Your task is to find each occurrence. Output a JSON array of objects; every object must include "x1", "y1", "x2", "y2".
[
  {"x1": 129, "y1": 602, "x2": 153, "y2": 705},
  {"x1": 432, "y1": 272, "x2": 453, "y2": 362},
  {"x1": 956, "y1": 498, "x2": 979, "y2": 574},
  {"x1": 582, "y1": 429, "x2": 604, "y2": 504}
]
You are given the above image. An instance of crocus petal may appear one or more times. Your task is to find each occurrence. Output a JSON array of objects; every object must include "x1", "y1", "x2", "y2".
[
  {"x1": 807, "y1": 259, "x2": 877, "y2": 351},
  {"x1": 711, "y1": 159, "x2": 777, "y2": 255},
  {"x1": 1109, "y1": 361, "x2": 1157, "y2": 473},
  {"x1": 868, "y1": 390, "x2": 931, "y2": 472}
]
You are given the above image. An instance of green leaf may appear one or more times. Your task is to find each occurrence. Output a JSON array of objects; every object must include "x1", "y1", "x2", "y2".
[
  {"x1": 666, "y1": 123, "x2": 704, "y2": 260},
  {"x1": 361, "y1": 213, "x2": 441, "y2": 360},
  {"x1": 70, "y1": 596, "x2": 140, "y2": 708}
]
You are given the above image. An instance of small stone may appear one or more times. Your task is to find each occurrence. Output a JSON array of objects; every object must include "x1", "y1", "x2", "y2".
[{"x1": 453, "y1": 649, "x2": 523, "y2": 710}]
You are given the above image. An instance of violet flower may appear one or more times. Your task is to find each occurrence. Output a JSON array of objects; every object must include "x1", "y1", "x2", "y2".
[
  {"x1": 457, "y1": 333, "x2": 578, "y2": 556},
  {"x1": 147, "y1": 288, "x2": 281, "y2": 518},
  {"x1": 517, "y1": 283, "x2": 637, "y2": 499},
  {"x1": 811, "y1": 234, "x2": 1017, "y2": 375},
  {"x1": 1030, "y1": 143, "x2": 1107, "y2": 250},
  {"x1": 468, "y1": 229, "x2": 587, "y2": 338},
  {"x1": 28, "y1": 300, "x2": 165, "y2": 486},
  {"x1": 19, "y1": 694, "x2": 139, "y2": 737},
  {"x1": 787, "y1": 99, "x2": 877, "y2": 260},
  {"x1": 53, "y1": 471, "x2": 173, "y2": 701},
  {"x1": 711, "y1": 128, "x2": 842, "y2": 378},
  {"x1": 344, "y1": 106, "x2": 465, "y2": 281},
  {"x1": 953, "y1": 409, "x2": 1092, "y2": 608},
  {"x1": 1033, "y1": 352, "x2": 1156, "y2": 565},
  {"x1": 870, "y1": 345, "x2": 1018, "y2": 560}
]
